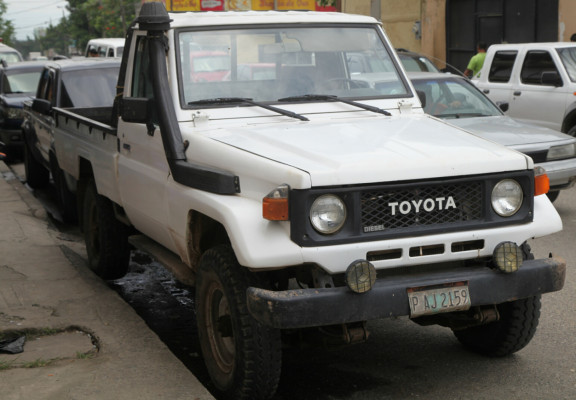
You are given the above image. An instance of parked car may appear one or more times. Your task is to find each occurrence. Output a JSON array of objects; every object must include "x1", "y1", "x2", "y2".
[
  {"x1": 409, "y1": 71, "x2": 576, "y2": 202},
  {"x1": 396, "y1": 49, "x2": 441, "y2": 72},
  {"x1": 22, "y1": 57, "x2": 120, "y2": 221},
  {"x1": 0, "y1": 43, "x2": 23, "y2": 63},
  {"x1": 85, "y1": 38, "x2": 125, "y2": 58},
  {"x1": 473, "y1": 42, "x2": 576, "y2": 135},
  {"x1": 0, "y1": 61, "x2": 44, "y2": 161}
]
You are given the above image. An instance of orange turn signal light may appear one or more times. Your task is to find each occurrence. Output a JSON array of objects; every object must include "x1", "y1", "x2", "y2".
[
  {"x1": 534, "y1": 167, "x2": 549, "y2": 196},
  {"x1": 263, "y1": 184, "x2": 290, "y2": 221}
]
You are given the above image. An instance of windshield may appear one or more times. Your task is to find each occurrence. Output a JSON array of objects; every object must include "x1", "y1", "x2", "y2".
[
  {"x1": 557, "y1": 47, "x2": 576, "y2": 82},
  {"x1": 411, "y1": 77, "x2": 501, "y2": 118},
  {"x1": 178, "y1": 25, "x2": 410, "y2": 105},
  {"x1": 399, "y1": 54, "x2": 440, "y2": 72},
  {"x1": 4, "y1": 71, "x2": 41, "y2": 93}
]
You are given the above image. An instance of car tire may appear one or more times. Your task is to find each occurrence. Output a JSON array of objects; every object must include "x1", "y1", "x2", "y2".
[
  {"x1": 23, "y1": 142, "x2": 49, "y2": 189},
  {"x1": 546, "y1": 190, "x2": 560, "y2": 203},
  {"x1": 196, "y1": 245, "x2": 282, "y2": 400},
  {"x1": 50, "y1": 155, "x2": 78, "y2": 223},
  {"x1": 83, "y1": 179, "x2": 130, "y2": 280},
  {"x1": 452, "y1": 243, "x2": 539, "y2": 356},
  {"x1": 453, "y1": 295, "x2": 541, "y2": 357}
]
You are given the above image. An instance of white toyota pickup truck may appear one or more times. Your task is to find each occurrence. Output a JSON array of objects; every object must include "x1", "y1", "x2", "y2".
[
  {"x1": 474, "y1": 42, "x2": 576, "y2": 135},
  {"x1": 25, "y1": 3, "x2": 566, "y2": 399}
]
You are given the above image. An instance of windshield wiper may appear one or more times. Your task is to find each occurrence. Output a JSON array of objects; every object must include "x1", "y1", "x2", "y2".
[
  {"x1": 278, "y1": 94, "x2": 392, "y2": 116},
  {"x1": 188, "y1": 97, "x2": 309, "y2": 121}
]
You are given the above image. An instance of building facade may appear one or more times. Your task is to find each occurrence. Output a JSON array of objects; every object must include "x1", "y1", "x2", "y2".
[{"x1": 341, "y1": 0, "x2": 576, "y2": 73}]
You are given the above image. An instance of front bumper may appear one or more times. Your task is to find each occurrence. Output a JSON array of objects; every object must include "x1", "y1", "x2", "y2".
[{"x1": 247, "y1": 256, "x2": 565, "y2": 329}]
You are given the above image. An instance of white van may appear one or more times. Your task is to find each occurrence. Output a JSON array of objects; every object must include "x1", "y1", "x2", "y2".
[
  {"x1": 85, "y1": 38, "x2": 124, "y2": 58},
  {"x1": 0, "y1": 43, "x2": 23, "y2": 63}
]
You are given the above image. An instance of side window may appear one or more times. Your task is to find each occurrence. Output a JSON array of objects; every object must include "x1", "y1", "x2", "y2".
[
  {"x1": 488, "y1": 51, "x2": 517, "y2": 83},
  {"x1": 36, "y1": 69, "x2": 50, "y2": 99},
  {"x1": 521, "y1": 50, "x2": 560, "y2": 85},
  {"x1": 36, "y1": 69, "x2": 55, "y2": 104}
]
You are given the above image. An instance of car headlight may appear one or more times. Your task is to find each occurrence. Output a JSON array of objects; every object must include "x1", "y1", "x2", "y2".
[
  {"x1": 6, "y1": 107, "x2": 22, "y2": 119},
  {"x1": 310, "y1": 194, "x2": 347, "y2": 234},
  {"x1": 491, "y1": 179, "x2": 523, "y2": 217},
  {"x1": 547, "y1": 143, "x2": 576, "y2": 161}
]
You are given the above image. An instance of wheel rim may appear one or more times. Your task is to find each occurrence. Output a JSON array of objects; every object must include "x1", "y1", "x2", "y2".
[{"x1": 206, "y1": 281, "x2": 235, "y2": 375}]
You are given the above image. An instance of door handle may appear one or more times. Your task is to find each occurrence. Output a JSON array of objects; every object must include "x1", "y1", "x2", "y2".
[
  {"x1": 123, "y1": 143, "x2": 131, "y2": 151},
  {"x1": 483, "y1": 89, "x2": 490, "y2": 94},
  {"x1": 513, "y1": 91, "x2": 521, "y2": 96}
]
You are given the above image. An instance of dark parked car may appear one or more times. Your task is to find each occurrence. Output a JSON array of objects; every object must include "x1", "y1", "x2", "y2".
[{"x1": 0, "y1": 61, "x2": 44, "y2": 161}]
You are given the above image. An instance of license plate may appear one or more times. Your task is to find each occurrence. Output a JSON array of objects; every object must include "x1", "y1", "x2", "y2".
[{"x1": 407, "y1": 282, "x2": 471, "y2": 318}]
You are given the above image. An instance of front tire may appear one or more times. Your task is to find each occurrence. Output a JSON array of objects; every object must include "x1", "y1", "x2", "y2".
[
  {"x1": 453, "y1": 295, "x2": 541, "y2": 357},
  {"x1": 196, "y1": 245, "x2": 282, "y2": 400},
  {"x1": 83, "y1": 179, "x2": 130, "y2": 280},
  {"x1": 51, "y1": 156, "x2": 77, "y2": 223},
  {"x1": 453, "y1": 243, "x2": 539, "y2": 356},
  {"x1": 546, "y1": 190, "x2": 560, "y2": 203}
]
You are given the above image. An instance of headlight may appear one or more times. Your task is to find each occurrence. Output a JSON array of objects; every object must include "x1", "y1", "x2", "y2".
[
  {"x1": 6, "y1": 107, "x2": 22, "y2": 119},
  {"x1": 547, "y1": 143, "x2": 576, "y2": 161},
  {"x1": 491, "y1": 179, "x2": 523, "y2": 216},
  {"x1": 310, "y1": 194, "x2": 347, "y2": 234}
]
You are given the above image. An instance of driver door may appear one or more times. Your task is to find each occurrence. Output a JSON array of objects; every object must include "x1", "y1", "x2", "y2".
[{"x1": 117, "y1": 34, "x2": 172, "y2": 249}]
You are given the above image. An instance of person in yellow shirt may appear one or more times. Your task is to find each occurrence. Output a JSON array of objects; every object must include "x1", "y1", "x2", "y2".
[{"x1": 464, "y1": 42, "x2": 487, "y2": 78}]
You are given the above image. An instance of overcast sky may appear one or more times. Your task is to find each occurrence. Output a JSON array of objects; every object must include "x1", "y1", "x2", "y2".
[{"x1": 5, "y1": 0, "x2": 69, "y2": 40}]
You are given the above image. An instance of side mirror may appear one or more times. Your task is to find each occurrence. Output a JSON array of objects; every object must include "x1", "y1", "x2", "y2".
[
  {"x1": 496, "y1": 101, "x2": 509, "y2": 112},
  {"x1": 32, "y1": 98, "x2": 52, "y2": 115},
  {"x1": 120, "y1": 97, "x2": 152, "y2": 124},
  {"x1": 416, "y1": 90, "x2": 426, "y2": 108},
  {"x1": 541, "y1": 71, "x2": 562, "y2": 87}
]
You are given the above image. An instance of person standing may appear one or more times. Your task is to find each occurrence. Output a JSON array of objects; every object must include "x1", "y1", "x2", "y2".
[{"x1": 464, "y1": 42, "x2": 487, "y2": 78}]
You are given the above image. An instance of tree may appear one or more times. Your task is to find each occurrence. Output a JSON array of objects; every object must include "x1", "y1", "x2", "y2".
[{"x1": 0, "y1": 0, "x2": 16, "y2": 45}]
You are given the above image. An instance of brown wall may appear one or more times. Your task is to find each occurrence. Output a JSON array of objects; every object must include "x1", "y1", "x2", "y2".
[
  {"x1": 343, "y1": 0, "x2": 574, "y2": 68},
  {"x1": 559, "y1": 0, "x2": 576, "y2": 41},
  {"x1": 342, "y1": 0, "x2": 447, "y2": 68}
]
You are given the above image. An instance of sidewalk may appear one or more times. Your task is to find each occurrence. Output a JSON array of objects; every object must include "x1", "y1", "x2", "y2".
[{"x1": 0, "y1": 161, "x2": 215, "y2": 400}]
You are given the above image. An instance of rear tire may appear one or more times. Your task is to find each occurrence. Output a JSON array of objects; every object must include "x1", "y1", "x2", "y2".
[
  {"x1": 83, "y1": 179, "x2": 130, "y2": 280},
  {"x1": 196, "y1": 245, "x2": 282, "y2": 400},
  {"x1": 24, "y1": 142, "x2": 49, "y2": 189}
]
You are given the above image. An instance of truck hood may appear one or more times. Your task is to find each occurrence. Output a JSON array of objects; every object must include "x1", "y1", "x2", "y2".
[
  {"x1": 446, "y1": 115, "x2": 574, "y2": 148},
  {"x1": 203, "y1": 114, "x2": 529, "y2": 186}
]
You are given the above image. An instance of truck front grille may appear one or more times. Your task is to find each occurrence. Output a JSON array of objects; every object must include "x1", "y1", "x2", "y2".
[
  {"x1": 361, "y1": 182, "x2": 484, "y2": 232},
  {"x1": 289, "y1": 171, "x2": 534, "y2": 247}
]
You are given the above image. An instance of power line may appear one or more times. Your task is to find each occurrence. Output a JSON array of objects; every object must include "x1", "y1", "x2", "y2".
[{"x1": 6, "y1": 0, "x2": 67, "y2": 16}]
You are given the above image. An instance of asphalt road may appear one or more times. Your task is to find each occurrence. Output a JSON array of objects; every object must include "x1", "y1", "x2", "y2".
[{"x1": 9, "y1": 161, "x2": 576, "y2": 400}]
